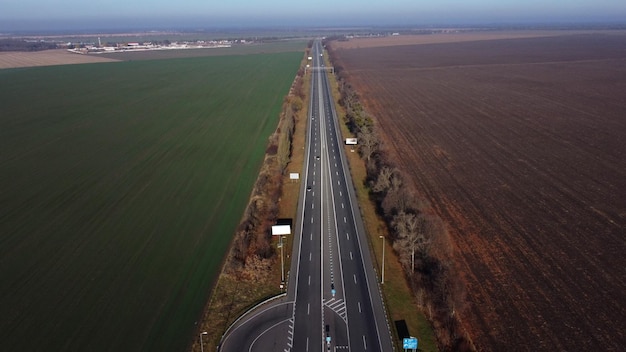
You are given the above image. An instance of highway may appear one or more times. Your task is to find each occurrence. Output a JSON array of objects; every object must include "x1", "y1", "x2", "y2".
[{"x1": 219, "y1": 39, "x2": 394, "y2": 352}]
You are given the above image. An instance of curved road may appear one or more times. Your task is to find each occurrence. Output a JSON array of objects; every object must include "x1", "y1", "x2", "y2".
[{"x1": 219, "y1": 39, "x2": 394, "y2": 352}]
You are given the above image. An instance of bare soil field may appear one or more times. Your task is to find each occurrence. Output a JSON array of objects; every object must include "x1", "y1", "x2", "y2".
[
  {"x1": 330, "y1": 32, "x2": 626, "y2": 351},
  {"x1": 0, "y1": 49, "x2": 119, "y2": 69},
  {"x1": 332, "y1": 29, "x2": 626, "y2": 49}
]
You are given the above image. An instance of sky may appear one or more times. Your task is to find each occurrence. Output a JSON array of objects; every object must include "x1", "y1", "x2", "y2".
[{"x1": 1, "y1": 0, "x2": 625, "y2": 31}]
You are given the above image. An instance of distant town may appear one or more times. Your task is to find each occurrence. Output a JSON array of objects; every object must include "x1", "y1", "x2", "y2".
[
  {"x1": 66, "y1": 38, "x2": 247, "y2": 54},
  {"x1": 0, "y1": 35, "x2": 256, "y2": 53}
]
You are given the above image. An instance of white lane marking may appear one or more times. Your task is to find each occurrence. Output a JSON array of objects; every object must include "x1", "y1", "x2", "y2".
[
  {"x1": 340, "y1": 191, "x2": 342, "y2": 197},
  {"x1": 350, "y1": 252, "x2": 353, "y2": 260},
  {"x1": 353, "y1": 274, "x2": 357, "y2": 284},
  {"x1": 312, "y1": 203, "x2": 314, "y2": 209},
  {"x1": 358, "y1": 301, "x2": 362, "y2": 313},
  {"x1": 346, "y1": 232, "x2": 350, "y2": 240},
  {"x1": 363, "y1": 335, "x2": 367, "y2": 350},
  {"x1": 336, "y1": 171, "x2": 339, "y2": 176},
  {"x1": 341, "y1": 203, "x2": 344, "y2": 209},
  {"x1": 337, "y1": 180, "x2": 340, "y2": 185},
  {"x1": 310, "y1": 233, "x2": 313, "y2": 241},
  {"x1": 306, "y1": 337, "x2": 309, "y2": 351},
  {"x1": 308, "y1": 275, "x2": 311, "y2": 285},
  {"x1": 309, "y1": 252, "x2": 312, "y2": 261},
  {"x1": 344, "y1": 217, "x2": 347, "y2": 223},
  {"x1": 307, "y1": 303, "x2": 310, "y2": 315}
]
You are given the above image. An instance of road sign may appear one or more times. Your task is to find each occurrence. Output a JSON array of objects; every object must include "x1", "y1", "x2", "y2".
[{"x1": 403, "y1": 337, "x2": 418, "y2": 349}]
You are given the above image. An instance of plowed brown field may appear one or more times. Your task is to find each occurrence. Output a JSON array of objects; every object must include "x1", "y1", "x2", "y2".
[
  {"x1": 330, "y1": 33, "x2": 626, "y2": 351},
  {"x1": 0, "y1": 49, "x2": 118, "y2": 69}
]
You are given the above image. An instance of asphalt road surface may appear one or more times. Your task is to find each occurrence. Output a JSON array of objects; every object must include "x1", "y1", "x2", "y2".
[{"x1": 219, "y1": 39, "x2": 394, "y2": 352}]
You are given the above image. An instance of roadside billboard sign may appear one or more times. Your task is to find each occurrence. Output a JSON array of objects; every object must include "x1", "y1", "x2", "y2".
[{"x1": 271, "y1": 225, "x2": 291, "y2": 236}]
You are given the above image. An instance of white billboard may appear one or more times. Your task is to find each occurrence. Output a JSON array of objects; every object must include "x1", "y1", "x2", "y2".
[
  {"x1": 345, "y1": 138, "x2": 358, "y2": 145},
  {"x1": 272, "y1": 225, "x2": 291, "y2": 236}
]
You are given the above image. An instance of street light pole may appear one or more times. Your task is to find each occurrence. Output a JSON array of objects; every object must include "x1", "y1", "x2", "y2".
[
  {"x1": 280, "y1": 235, "x2": 285, "y2": 284},
  {"x1": 200, "y1": 331, "x2": 207, "y2": 352},
  {"x1": 379, "y1": 235, "x2": 385, "y2": 284}
]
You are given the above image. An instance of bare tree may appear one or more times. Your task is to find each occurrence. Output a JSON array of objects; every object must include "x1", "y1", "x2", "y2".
[
  {"x1": 372, "y1": 166, "x2": 393, "y2": 193},
  {"x1": 357, "y1": 125, "x2": 378, "y2": 162},
  {"x1": 406, "y1": 213, "x2": 430, "y2": 272},
  {"x1": 382, "y1": 187, "x2": 415, "y2": 218},
  {"x1": 392, "y1": 211, "x2": 411, "y2": 269},
  {"x1": 390, "y1": 171, "x2": 402, "y2": 191}
]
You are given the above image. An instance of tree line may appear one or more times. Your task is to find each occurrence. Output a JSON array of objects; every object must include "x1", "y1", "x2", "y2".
[
  {"x1": 326, "y1": 41, "x2": 475, "y2": 351},
  {"x1": 0, "y1": 39, "x2": 58, "y2": 52}
]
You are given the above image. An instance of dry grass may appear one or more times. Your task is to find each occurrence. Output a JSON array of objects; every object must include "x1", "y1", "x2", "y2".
[
  {"x1": 278, "y1": 75, "x2": 310, "y2": 221},
  {"x1": 0, "y1": 49, "x2": 118, "y2": 69},
  {"x1": 190, "y1": 271, "x2": 279, "y2": 351}
]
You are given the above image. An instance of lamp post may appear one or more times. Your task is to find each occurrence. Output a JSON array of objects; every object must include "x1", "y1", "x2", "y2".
[
  {"x1": 379, "y1": 235, "x2": 385, "y2": 284},
  {"x1": 200, "y1": 331, "x2": 207, "y2": 352},
  {"x1": 280, "y1": 235, "x2": 285, "y2": 284}
]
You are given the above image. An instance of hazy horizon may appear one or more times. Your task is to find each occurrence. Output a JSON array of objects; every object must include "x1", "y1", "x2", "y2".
[{"x1": 2, "y1": 0, "x2": 626, "y2": 33}]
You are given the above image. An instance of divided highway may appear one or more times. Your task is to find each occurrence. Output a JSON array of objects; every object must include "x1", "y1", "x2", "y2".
[{"x1": 219, "y1": 39, "x2": 394, "y2": 352}]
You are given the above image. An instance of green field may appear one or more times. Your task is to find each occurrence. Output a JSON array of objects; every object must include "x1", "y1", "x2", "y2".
[{"x1": 0, "y1": 52, "x2": 302, "y2": 351}]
